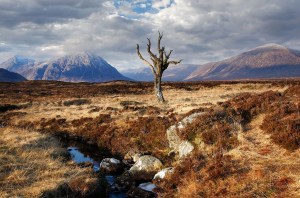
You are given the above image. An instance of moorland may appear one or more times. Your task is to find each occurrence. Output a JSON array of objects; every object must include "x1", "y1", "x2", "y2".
[{"x1": 0, "y1": 79, "x2": 299, "y2": 197}]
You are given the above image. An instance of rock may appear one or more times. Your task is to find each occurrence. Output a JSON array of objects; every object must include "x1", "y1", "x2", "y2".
[
  {"x1": 182, "y1": 112, "x2": 204, "y2": 124},
  {"x1": 129, "y1": 155, "x2": 163, "y2": 180},
  {"x1": 153, "y1": 168, "x2": 174, "y2": 180},
  {"x1": 124, "y1": 150, "x2": 142, "y2": 163},
  {"x1": 166, "y1": 112, "x2": 204, "y2": 158},
  {"x1": 166, "y1": 125, "x2": 182, "y2": 150},
  {"x1": 138, "y1": 182, "x2": 157, "y2": 192},
  {"x1": 179, "y1": 141, "x2": 194, "y2": 158},
  {"x1": 99, "y1": 158, "x2": 121, "y2": 173}
]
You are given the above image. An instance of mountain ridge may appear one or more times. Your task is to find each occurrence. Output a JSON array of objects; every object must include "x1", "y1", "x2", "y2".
[
  {"x1": 0, "y1": 68, "x2": 27, "y2": 82},
  {"x1": 1, "y1": 52, "x2": 130, "y2": 82},
  {"x1": 185, "y1": 43, "x2": 300, "y2": 81}
]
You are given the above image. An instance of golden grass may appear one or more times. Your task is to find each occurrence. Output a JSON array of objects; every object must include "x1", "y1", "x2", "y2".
[
  {"x1": 0, "y1": 81, "x2": 296, "y2": 197},
  {"x1": 0, "y1": 127, "x2": 98, "y2": 197},
  {"x1": 226, "y1": 114, "x2": 300, "y2": 197},
  {"x1": 10, "y1": 82, "x2": 287, "y2": 124}
]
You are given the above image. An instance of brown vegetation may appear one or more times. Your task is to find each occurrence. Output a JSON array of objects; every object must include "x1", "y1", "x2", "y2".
[
  {"x1": 0, "y1": 127, "x2": 102, "y2": 197},
  {"x1": 0, "y1": 80, "x2": 299, "y2": 197}
]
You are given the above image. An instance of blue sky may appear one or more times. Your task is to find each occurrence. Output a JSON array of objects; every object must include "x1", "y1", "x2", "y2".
[{"x1": 0, "y1": 0, "x2": 300, "y2": 70}]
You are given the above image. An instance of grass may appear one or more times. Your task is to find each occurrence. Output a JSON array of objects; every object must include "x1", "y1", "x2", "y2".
[
  {"x1": 0, "y1": 80, "x2": 299, "y2": 197},
  {"x1": 0, "y1": 127, "x2": 101, "y2": 197}
]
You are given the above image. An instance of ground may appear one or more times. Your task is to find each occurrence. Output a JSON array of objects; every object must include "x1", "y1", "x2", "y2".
[
  {"x1": 0, "y1": 127, "x2": 101, "y2": 197},
  {"x1": 0, "y1": 80, "x2": 299, "y2": 197}
]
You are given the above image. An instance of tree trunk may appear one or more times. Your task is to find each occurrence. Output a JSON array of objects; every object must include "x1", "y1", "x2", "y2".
[{"x1": 154, "y1": 75, "x2": 165, "y2": 103}]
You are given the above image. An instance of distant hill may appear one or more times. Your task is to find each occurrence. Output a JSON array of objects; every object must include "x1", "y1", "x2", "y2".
[
  {"x1": 0, "y1": 68, "x2": 27, "y2": 82},
  {"x1": 1, "y1": 52, "x2": 130, "y2": 82},
  {"x1": 122, "y1": 64, "x2": 199, "y2": 81},
  {"x1": 186, "y1": 44, "x2": 300, "y2": 81}
]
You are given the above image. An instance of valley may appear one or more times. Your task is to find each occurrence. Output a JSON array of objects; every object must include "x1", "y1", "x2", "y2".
[{"x1": 0, "y1": 80, "x2": 299, "y2": 197}]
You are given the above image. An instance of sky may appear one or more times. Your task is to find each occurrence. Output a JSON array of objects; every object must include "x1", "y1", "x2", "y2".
[{"x1": 0, "y1": 0, "x2": 300, "y2": 71}]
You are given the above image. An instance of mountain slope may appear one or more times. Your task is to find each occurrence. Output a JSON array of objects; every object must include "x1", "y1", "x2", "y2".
[
  {"x1": 0, "y1": 55, "x2": 36, "y2": 73},
  {"x1": 0, "y1": 68, "x2": 27, "y2": 82},
  {"x1": 186, "y1": 44, "x2": 300, "y2": 81},
  {"x1": 122, "y1": 64, "x2": 199, "y2": 81},
  {"x1": 2, "y1": 52, "x2": 130, "y2": 82}
]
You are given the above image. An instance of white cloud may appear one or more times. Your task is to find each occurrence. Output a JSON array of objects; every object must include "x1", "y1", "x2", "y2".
[{"x1": 152, "y1": 0, "x2": 172, "y2": 9}]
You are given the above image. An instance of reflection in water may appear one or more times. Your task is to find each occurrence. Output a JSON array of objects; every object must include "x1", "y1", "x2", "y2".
[
  {"x1": 68, "y1": 147, "x2": 100, "y2": 172},
  {"x1": 67, "y1": 146, "x2": 127, "y2": 198}
]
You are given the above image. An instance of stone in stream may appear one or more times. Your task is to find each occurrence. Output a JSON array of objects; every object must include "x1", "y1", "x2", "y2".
[
  {"x1": 99, "y1": 158, "x2": 122, "y2": 173},
  {"x1": 129, "y1": 155, "x2": 163, "y2": 180}
]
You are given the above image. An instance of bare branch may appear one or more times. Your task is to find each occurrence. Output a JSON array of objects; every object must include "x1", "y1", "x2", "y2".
[
  {"x1": 163, "y1": 49, "x2": 173, "y2": 61},
  {"x1": 168, "y1": 59, "x2": 183, "y2": 65},
  {"x1": 167, "y1": 50, "x2": 173, "y2": 59},
  {"x1": 136, "y1": 44, "x2": 157, "y2": 75},
  {"x1": 147, "y1": 38, "x2": 159, "y2": 61}
]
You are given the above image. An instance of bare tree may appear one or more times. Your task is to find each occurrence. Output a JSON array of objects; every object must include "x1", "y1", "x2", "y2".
[{"x1": 136, "y1": 32, "x2": 182, "y2": 102}]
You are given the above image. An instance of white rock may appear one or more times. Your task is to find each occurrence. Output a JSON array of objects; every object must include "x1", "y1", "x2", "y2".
[
  {"x1": 153, "y1": 167, "x2": 174, "y2": 180},
  {"x1": 179, "y1": 141, "x2": 194, "y2": 158},
  {"x1": 138, "y1": 182, "x2": 157, "y2": 192},
  {"x1": 100, "y1": 158, "x2": 121, "y2": 173},
  {"x1": 129, "y1": 155, "x2": 163, "y2": 173},
  {"x1": 167, "y1": 112, "x2": 205, "y2": 151},
  {"x1": 109, "y1": 158, "x2": 120, "y2": 164}
]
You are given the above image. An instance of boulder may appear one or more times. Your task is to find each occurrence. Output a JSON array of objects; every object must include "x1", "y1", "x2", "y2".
[
  {"x1": 153, "y1": 167, "x2": 174, "y2": 180},
  {"x1": 124, "y1": 150, "x2": 142, "y2": 163},
  {"x1": 166, "y1": 112, "x2": 204, "y2": 158},
  {"x1": 166, "y1": 125, "x2": 182, "y2": 150},
  {"x1": 129, "y1": 155, "x2": 163, "y2": 180},
  {"x1": 99, "y1": 158, "x2": 121, "y2": 173}
]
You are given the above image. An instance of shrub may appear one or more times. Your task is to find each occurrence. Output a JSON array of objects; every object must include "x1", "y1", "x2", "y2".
[
  {"x1": 261, "y1": 102, "x2": 300, "y2": 150},
  {"x1": 63, "y1": 99, "x2": 91, "y2": 106}
]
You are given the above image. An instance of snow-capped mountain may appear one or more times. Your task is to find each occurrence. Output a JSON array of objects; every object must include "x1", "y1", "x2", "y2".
[
  {"x1": 0, "y1": 55, "x2": 36, "y2": 73},
  {"x1": 1, "y1": 52, "x2": 131, "y2": 82}
]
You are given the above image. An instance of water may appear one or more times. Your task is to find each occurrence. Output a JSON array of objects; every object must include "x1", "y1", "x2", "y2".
[
  {"x1": 67, "y1": 147, "x2": 100, "y2": 172},
  {"x1": 67, "y1": 146, "x2": 127, "y2": 198}
]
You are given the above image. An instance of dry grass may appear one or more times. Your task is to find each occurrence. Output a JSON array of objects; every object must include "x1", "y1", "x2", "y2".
[
  {"x1": 0, "y1": 127, "x2": 99, "y2": 198},
  {"x1": 0, "y1": 80, "x2": 299, "y2": 197}
]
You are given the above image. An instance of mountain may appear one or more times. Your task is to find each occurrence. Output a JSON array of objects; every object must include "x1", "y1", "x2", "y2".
[
  {"x1": 186, "y1": 44, "x2": 300, "y2": 81},
  {"x1": 0, "y1": 68, "x2": 27, "y2": 82},
  {"x1": 1, "y1": 52, "x2": 130, "y2": 82},
  {"x1": 0, "y1": 55, "x2": 36, "y2": 73},
  {"x1": 122, "y1": 64, "x2": 199, "y2": 81}
]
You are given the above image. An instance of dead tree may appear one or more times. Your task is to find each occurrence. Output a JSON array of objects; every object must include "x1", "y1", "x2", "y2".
[{"x1": 136, "y1": 32, "x2": 182, "y2": 102}]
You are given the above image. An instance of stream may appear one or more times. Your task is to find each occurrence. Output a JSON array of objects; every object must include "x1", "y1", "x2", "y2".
[{"x1": 67, "y1": 146, "x2": 127, "y2": 198}]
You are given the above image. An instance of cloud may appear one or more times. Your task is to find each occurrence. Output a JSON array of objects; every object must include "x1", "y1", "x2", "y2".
[
  {"x1": 152, "y1": 0, "x2": 173, "y2": 9},
  {"x1": 0, "y1": 0, "x2": 300, "y2": 70}
]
